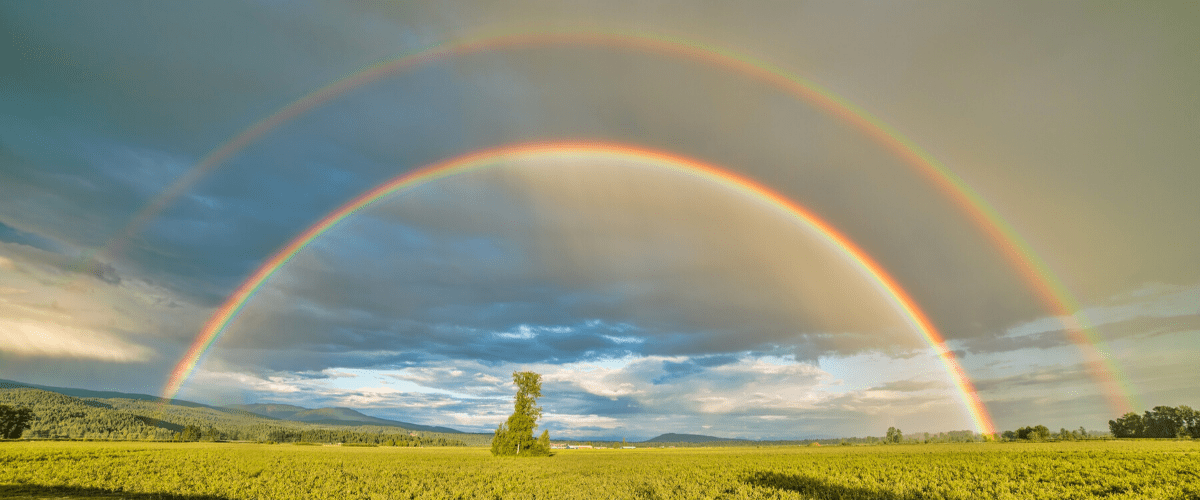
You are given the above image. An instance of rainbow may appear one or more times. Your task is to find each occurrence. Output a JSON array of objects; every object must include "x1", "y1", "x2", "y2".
[
  {"x1": 139, "y1": 29, "x2": 1130, "y2": 415},
  {"x1": 163, "y1": 141, "x2": 997, "y2": 436}
]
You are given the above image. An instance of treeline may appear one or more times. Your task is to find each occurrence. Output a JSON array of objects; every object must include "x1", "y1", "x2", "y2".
[
  {"x1": 0, "y1": 388, "x2": 474, "y2": 446},
  {"x1": 1109, "y1": 406, "x2": 1199, "y2": 438},
  {"x1": 990, "y1": 405, "x2": 1198, "y2": 441},
  {"x1": 172, "y1": 424, "x2": 459, "y2": 446},
  {"x1": 558, "y1": 430, "x2": 987, "y2": 448},
  {"x1": 620, "y1": 438, "x2": 882, "y2": 448},
  {"x1": 996, "y1": 425, "x2": 1100, "y2": 442},
  {"x1": 102, "y1": 397, "x2": 490, "y2": 445},
  {"x1": 883, "y1": 429, "x2": 985, "y2": 444}
]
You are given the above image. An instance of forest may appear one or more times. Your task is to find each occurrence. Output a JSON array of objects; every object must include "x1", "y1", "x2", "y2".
[{"x1": 0, "y1": 388, "x2": 482, "y2": 446}]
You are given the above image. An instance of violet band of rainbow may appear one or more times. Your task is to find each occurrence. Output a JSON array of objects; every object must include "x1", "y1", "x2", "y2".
[{"x1": 163, "y1": 141, "x2": 997, "y2": 436}]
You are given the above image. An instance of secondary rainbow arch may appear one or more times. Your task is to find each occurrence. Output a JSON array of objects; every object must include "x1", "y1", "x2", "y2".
[
  {"x1": 163, "y1": 141, "x2": 997, "y2": 436},
  {"x1": 129, "y1": 29, "x2": 1130, "y2": 415}
]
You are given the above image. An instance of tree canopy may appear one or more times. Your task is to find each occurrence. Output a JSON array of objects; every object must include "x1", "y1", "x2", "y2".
[
  {"x1": 1016, "y1": 425, "x2": 1051, "y2": 441},
  {"x1": 1110, "y1": 406, "x2": 1198, "y2": 438},
  {"x1": 0, "y1": 403, "x2": 34, "y2": 439},
  {"x1": 491, "y1": 371, "x2": 549, "y2": 456}
]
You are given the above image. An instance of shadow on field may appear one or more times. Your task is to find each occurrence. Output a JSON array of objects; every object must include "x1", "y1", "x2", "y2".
[
  {"x1": 0, "y1": 484, "x2": 232, "y2": 499},
  {"x1": 744, "y1": 471, "x2": 921, "y2": 500}
]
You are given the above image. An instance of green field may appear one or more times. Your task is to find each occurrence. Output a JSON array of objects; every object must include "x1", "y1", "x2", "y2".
[{"x1": 1, "y1": 441, "x2": 1197, "y2": 499}]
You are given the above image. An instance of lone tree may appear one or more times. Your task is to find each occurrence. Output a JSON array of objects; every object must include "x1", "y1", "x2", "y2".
[
  {"x1": 491, "y1": 371, "x2": 549, "y2": 456},
  {"x1": 886, "y1": 426, "x2": 903, "y2": 444},
  {"x1": 0, "y1": 404, "x2": 34, "y2": 439}
]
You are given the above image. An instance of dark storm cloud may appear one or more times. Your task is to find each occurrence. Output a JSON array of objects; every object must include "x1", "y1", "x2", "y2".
[
  {"x1": 867, "y1": 380, "x2": 944, "y2": 393},
  {"x1": 971, "y1": 365, "x2": 1093, "y2": 394},
  {"x1": 568, "y1": 395, "x2": 645, "y2": 416},
  {"x1": 7, "y1": 1, "x2": 1196, "y2": 341},
  {"x1": 0, "y1": 3, "x2": 482, "y2": 305},
  {"x1": 821, "y1": 391, "x2": 948, "y2": 414},
  {"x1": 208, "y1": 231, "x2": 669, "y2": 370},
  {"x1": 0, "y1": 226, "x2": 123, "y2": 286},
  {"x1": 4, "y1": 0, "x2": 1037, "y2": 349},
  {"x1": 190, "y1": 162, "x2": 907, "y2": 372},
  {"x1": 649, "y1": 356, "x2": 754, "y2": 385},
  {"x1": 962, "y1": 313, "x2": 1200, "y2": 356},
  {"x1": 0, "y1": 132, "x2": 149, "y2": 249},
  {"x1": 1, "y1": 3, "x2": 431, "y2": 152},
  {"x1": 0, "y1": 221, "x2": 65, "y2": 255},
  {"x1": 328, "y1": 162, "x2": 924, "y2": 360},
  {"x1": 652, "y1": 360, "x2": 709, "y2": 385}
]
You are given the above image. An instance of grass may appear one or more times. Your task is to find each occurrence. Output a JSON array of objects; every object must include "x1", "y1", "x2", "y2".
[{"x1": 1, "y1": 440, "x2": 1198, "y2": 499}]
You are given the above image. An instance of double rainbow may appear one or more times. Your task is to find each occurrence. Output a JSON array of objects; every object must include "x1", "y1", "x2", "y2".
[{"x1": 143, "y1": 29, "x2": 1133, "y2": 430}]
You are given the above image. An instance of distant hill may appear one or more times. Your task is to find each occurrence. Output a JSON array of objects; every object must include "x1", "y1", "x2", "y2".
[
  {"x1": 0, "y1": 378, "x2": 211, "y2": 408},
  {"x1": 642, "y1": 433, "x2": 742, "y2": 443},
  {"x1": 0, "y1": 386, "x2": 475, "y2": 445},
  {"x1": 226, "y1": 403, "x2": 307, "y2": 419},
  {"x1": 0, "y1": 378, "x2": 465, "y2": 435},
  {"x1": 229, "y1": 404, "x2": 463, "y2": 434}
]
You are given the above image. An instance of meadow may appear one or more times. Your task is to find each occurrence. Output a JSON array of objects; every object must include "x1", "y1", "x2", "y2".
[{"x1": 1, "y1": 440, "x2": 1197, "y2": 499}]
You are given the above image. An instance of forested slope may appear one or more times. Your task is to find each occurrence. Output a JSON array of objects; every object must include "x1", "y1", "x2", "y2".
[
  {"x1": 0, "y1": 388, "x2": 485, "y2": 445},
  {"x1": 0, "y1": 389, "x2": 177, "y2": 440},
  {"x1": 230, "y1": 403, "x2": 464, "y2": 434}
]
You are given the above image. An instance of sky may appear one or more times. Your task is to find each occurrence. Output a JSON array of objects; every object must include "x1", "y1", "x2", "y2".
[{"x1": 1, "y1": 2, "x2": 1198, "y2": 441}]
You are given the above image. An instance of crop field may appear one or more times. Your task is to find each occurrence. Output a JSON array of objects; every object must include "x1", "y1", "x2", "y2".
[{"x1": 1, "y1": 441, "x2": 1197, "y2": 499}]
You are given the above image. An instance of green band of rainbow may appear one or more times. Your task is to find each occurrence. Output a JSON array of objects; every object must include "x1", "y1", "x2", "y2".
[
  {"x1": 163, "y1": 141, "x2": 997, "y2": 436},
  {"x1": 143, "y1": 29, "x2": 1130, "y2": 416}
]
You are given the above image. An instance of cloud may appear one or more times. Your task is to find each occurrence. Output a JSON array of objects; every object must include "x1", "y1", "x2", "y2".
[
  {"x1": 0, "y1": 220, "x2": 67, "y2": 254},
  {"x1": 0, "y1": 242, "x2": 210, "y2": 389},
  {"x1": 867, "y1": 379, "x2": 945, "y2": 393},
  {"x1": 195, "y1": 158, "x2": 936, "y2": 377},
  {"x1": 0, "y1": 317, "x2": 149, "y2": 362},
  {"x1": 962, "y1": 283, "x2": 1200, "y2": 356},
  {"x1": 971, "y1": 365, "x2": 1094, "y2": 394},
  {"x1": 178, "y1": 350, "x2": 983, "y2": 438}
]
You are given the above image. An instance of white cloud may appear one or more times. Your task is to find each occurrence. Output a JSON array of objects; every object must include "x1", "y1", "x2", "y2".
[
  {"x1": 475, "y1": 373, "x2": 502, "y2": 384},
  {"x1": 0, "y1": 316, "x2": 149, "y2": 362},
  {"x1": 494, "y1": 327, "x2": 537, "y2": 340},
  {"x1": 493, "y1": 323, "x2": 575, "y2": 340},
  {"x1": 541, "y1": 413, "x2": 622, "y2": 429}
]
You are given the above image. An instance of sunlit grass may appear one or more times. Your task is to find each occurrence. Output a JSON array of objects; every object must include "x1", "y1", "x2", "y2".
[{"x1": 1, "y1": 440, "x2": 1197, "y2": 499}]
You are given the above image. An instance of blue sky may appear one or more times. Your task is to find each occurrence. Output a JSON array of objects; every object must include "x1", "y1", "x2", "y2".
[{"x1": 1, "y1": 2, "x2": 1198, "y2": 440}]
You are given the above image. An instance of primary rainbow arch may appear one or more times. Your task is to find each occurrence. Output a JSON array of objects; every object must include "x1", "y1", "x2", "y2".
[
  {"x1": 164, "y1": 141, "x2": 997, "y2": 436},
  {"x1": 131, "y1": 29, "x2": 1129, "y2": 416}
]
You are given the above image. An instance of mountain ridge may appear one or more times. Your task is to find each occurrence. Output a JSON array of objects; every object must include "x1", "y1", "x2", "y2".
[
  {"x1": 0, "y1": 378, "x2": 212, "y2": 408},
  {"x1": 642, "y1": 433, "x2": 742, "y2": 443},
  {"x1": 0, "y1": 378, "x2": 463, "y2": 434},
  {"x1": 227, "y1": 404, "x2": 463, "y2": 434}
]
